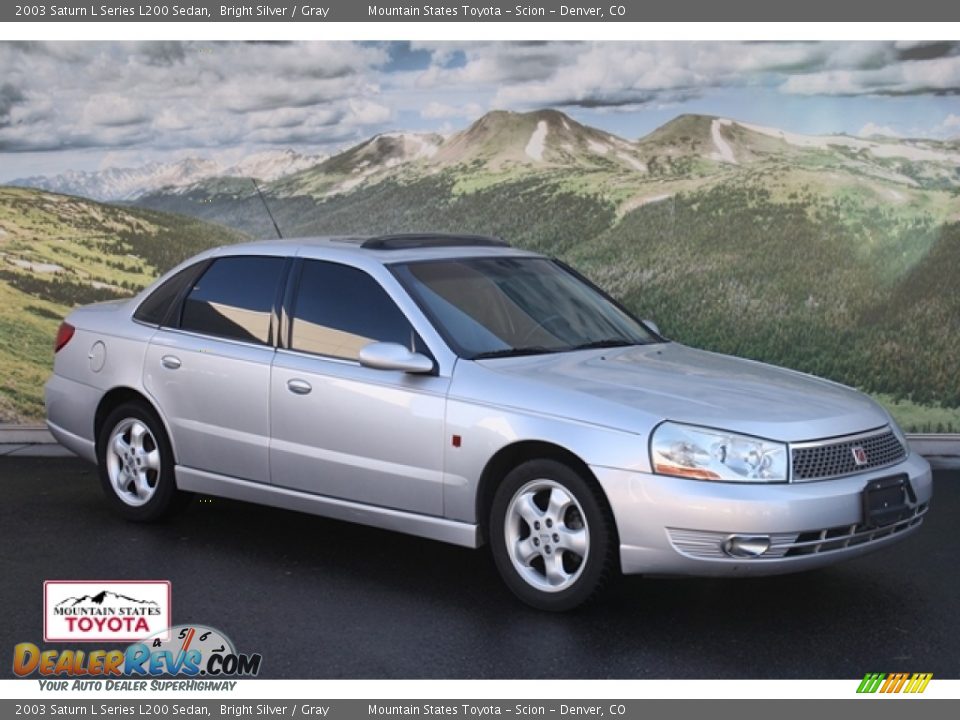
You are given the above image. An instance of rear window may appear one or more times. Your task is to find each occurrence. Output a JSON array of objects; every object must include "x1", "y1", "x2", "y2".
[{"x1": 180, "y1": 256, "x2": 286, "y2": 345}]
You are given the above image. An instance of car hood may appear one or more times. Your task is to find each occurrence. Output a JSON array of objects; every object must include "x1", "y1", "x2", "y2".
[{"x1": 471, "y1": 343, "x2": 890, "y2": 443}]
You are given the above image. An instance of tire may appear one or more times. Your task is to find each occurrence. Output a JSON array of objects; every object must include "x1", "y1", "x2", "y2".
[
  {"x1": 490, "y1": 459, "x2": 617, "y2": 611},
  {"x1": 96, "y1": 401, "x2": 189, "y2": 522}
]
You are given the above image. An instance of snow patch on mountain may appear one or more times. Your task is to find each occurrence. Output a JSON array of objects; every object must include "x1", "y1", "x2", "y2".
[
  {"x1": 7, "y1": 257, "x2": 63, "y2": 273},
  {"x1": 621, "y1": 192, "x2": 673, "y2": 216},
  {"x1": 711, "y1": 118, "x2": 737, "y2": 164},
  {"x1": 617, "y1": 152, "x2": 646, "y2": 172},
  {"x1": 525, "y1": 121, "x2": 548, "y2": 161},
  {"x1": 225, "y1": 149, "x2": 327, "y2": 182},
  {"x1": 380, "y1": 132, "x2": 442, "y2": 159},
  {"x1": 588, "y1": 139, "x2": 610, "y2": 155},
  {"x1": 11, "y1": 159, "x2": 220, "y2": 202}
]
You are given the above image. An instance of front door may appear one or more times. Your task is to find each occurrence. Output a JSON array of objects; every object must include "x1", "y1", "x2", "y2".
[{"x1": 269, "y1": 259, "x2": 448, "y2": 516}]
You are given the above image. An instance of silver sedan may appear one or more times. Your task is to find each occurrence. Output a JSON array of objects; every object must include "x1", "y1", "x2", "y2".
[{"x1": 45, "y1": 234, "x2": 932, "y2": 610}]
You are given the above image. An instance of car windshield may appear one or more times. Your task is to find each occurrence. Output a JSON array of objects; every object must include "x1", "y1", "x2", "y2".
[{"x1": 392, "y1": 257, "x2": 658, "y2": 359}]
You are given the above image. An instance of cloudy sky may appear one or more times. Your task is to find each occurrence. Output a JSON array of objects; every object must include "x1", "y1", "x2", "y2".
[{"x1": 1, "y1": 40, "x2": 959, "y2": 181}]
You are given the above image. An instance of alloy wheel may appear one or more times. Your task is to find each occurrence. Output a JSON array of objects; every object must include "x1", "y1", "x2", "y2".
[
  {"x1": 504, "y1": 479, "x2": 590, "y2": 593},
  {"x1": 105, "y1": 418, "x2": 162, "y2": 507}
]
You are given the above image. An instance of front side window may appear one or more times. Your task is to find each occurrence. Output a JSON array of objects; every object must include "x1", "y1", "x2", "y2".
[
  {"x1": 392, "y1": 257, "x2": 656, "y2": 358},
  {"x1": 290, "y1": 260, "x2": 420, "y2": 361},
  {"x1": 180, "y1": 256, "x2": 286, "y2": 344}
]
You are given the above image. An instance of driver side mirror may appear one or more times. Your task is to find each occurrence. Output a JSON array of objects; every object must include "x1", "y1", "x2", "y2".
[
  {"x1": 358, "y1": 342, "x2": 434, "y2": 374},
  {"x1": 643, "y1": 319, "x2": 661, "y2": 336}
]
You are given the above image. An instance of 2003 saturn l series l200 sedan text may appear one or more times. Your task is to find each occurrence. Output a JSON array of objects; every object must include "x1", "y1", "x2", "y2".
[{"x1": 45, "y1": 233, "x2": 932, "y2": 610}]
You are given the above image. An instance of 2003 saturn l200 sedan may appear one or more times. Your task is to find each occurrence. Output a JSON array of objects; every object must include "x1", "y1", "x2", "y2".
[{"x1": 45, "y1": 234, "x2": 932, "y2": 610}]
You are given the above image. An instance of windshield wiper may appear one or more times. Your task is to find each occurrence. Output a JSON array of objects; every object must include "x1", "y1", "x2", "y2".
[
  {"x1": 473, "y1": 340, "x2": 636, "y2": 359},
  {"x1": 472, "y1": 346, "x2": 561, "y2": 359},
  {"x1": 568, "y1": 339, "x2": 636, "y2": 351}
]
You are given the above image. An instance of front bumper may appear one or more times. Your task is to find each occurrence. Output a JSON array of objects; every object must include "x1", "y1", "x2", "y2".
[{"x1": 593, "y1": 452, "x2": 933, "y2": 576}]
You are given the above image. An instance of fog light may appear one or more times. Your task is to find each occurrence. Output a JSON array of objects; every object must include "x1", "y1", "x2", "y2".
[{"x1": 723, "y1": 535, "x2": 771, "y2": 558}]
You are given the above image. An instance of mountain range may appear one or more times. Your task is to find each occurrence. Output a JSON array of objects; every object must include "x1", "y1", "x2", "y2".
[
  {"x1": 10, "y1": 149, "x2": 327, "y2": 202},
  {"x1": 1, "y1": 108, "x2": 958, "y2": 429},
  {"x1": 15, "y1": 109, "x2": 959, "y2": 207}
]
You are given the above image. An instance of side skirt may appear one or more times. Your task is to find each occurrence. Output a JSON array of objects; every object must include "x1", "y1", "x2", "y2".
[{"x1": 175, "y1": 466, "x2": 481, "y2": 549}]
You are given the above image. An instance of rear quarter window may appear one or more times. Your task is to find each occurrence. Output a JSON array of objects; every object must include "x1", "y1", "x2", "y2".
[{"x1": 133, "y1": 261, "x2": 208, "y2": 327}]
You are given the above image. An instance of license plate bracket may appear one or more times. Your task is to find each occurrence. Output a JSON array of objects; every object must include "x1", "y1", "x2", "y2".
[{"x1": 862, "y1": 474, "x2": 912, "y2": 528}]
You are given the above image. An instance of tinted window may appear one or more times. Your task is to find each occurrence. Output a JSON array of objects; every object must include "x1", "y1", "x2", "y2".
[
  {"x1": 291, "y1": 260, "x2": 418, "y2": 360},
  {"x1": 392, "y1": 257, "x2": 655, "y2": 358},
  {"x1": 180, "y1": 256, "x2": 286, "y2": 344},
  {"x1": 134, "y1": 261, "x2": 207, "y2": 326}
]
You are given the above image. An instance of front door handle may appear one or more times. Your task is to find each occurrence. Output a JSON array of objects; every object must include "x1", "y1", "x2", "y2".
[
  {"x1": 287, "y1": 379, "x2": 312, "y2": 395},
  {"x1": 161, "y1": 355, "x2": 182, "y2": 370}
]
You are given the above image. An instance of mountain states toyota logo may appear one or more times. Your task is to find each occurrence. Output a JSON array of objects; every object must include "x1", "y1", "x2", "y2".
[{"x1": 44, "y1": 581, "x2": 171, "y2": 642}]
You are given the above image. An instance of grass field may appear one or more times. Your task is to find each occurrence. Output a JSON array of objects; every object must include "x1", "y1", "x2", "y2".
[{"x1": 0, "y1": 187, "x2": 245, "y2": 423}]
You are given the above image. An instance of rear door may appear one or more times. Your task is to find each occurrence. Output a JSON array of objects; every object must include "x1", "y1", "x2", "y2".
[
  {"x1": 144, "y1": 254, "x2": 287, "y2": 483},
  {"x1": 269, "y1": 259, "x2": 449, "y2": 515}
]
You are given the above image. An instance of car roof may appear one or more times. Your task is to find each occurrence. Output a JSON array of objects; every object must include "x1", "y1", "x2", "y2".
[{"x1": 208, "y1": 233, "x2": 542, "y2": 264}]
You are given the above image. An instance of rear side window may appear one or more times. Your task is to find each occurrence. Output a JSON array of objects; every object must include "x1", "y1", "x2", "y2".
[
  {"x1": 291, "y1": 260, "x2": 420, "y2": 360},
  {"x1": 134, "y1": 262, "x2": 207, "y2": 326},
  {"x1": 180, "y1": 256, "x2": 286, "y2": 345}
]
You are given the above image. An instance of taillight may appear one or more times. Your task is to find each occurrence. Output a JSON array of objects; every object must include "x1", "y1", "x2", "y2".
[{"x1": 54, "y1": 322, "x2": 75, "y2": 353}]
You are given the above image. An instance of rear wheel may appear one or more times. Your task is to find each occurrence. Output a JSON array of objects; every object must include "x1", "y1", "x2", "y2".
[
  {"x1": 96, "y1": 402, "x2": 189, "y2": 521},
  {"x1": 490, "y1": 459, "x2": 616, "y2": 611}
]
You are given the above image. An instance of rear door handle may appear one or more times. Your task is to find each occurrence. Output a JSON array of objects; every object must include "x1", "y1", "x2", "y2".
[
  {"x1": 161, "y1": 355, "x2": 182, "y2": 370},
  {"x1": 287, "y1": 379, "x2": 312, "y2": 395}
]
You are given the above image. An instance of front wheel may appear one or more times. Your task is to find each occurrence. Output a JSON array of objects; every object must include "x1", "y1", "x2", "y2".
[
  {"x1": 490, "y1": 459, "x2": 617, "y2": 611},
  {"x1": 96, "y1": 402, "x2": 189, "y2": 521}
]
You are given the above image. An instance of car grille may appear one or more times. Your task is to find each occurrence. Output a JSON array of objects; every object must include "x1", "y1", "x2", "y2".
[
  {"x1": 782, "y1": 504, "x2": 927, "y2": 557},
  {"x1": 791, "y1": 428, "x2": 906, "y2": 481},
  {"x1": 667, "y1": 503, "x2": 928, "y2": 561}
]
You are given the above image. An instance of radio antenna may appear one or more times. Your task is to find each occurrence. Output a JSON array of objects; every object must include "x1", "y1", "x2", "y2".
[{"x1": 251, "y1": 179, "x2": 283, "y2": 239}]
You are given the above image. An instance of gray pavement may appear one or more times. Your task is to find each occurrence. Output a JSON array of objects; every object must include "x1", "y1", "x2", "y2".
[{"x1": 1, "y1": 456, "x2": 957, "y2": 679}]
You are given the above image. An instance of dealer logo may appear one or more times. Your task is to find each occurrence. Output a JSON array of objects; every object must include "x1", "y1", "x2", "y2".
[
  {"x1": 14, "y1": 624, "x2": 262, "y2": 684},
  {"x1": 44, "y1": 581, "x2": 171, "y2": 642}
]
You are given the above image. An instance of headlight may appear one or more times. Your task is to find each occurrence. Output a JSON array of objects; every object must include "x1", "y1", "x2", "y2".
[{"x1": 651, "y1": 422, "x2": 788, "y2": 483}]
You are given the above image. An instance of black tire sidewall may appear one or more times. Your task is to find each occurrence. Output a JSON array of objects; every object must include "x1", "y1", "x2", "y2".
[
  {"x1": 96, "y1": 402, "x2": 181, "y2": 522},
  {"x1": 490, "y1": 459, "x2": 615, "y2": 611}
]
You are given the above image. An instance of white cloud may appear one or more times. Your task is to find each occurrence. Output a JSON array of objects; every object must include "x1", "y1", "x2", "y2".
[
  {"x1": 921, "y1": 113, "x2": 960, "y2": 139},
  {"x1": 858, "y1": 122, "x2": 901, "y2": 138},
  {"x1": 407, "y1": 41, "x2": 960, "y2": 110},
  {"x1": 0, "y1": 41, "x2": 390, "y2": 154},
  {"x1": 782, "y1": 55, "x2": 960, "y2": 96},
  {"x1": 421, "y1": 101, "x2": 484, "y2": 119}
]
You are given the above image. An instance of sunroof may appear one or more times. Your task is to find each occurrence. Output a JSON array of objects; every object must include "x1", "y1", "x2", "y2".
[
  {"x1": 327, "y1": 236, "x2": 368, "y2": 245},
  {"x1": 361, "y1": 234, "x2": 509, "y2": 250}
]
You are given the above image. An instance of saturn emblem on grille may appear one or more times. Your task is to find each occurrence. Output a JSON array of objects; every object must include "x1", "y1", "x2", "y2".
[{"x1": 852, "y1": 446, "x2": 868, "y2": 466}]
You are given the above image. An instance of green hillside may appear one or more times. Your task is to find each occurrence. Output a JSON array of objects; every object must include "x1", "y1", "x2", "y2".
[{"x1": 0, "y1": 187, "x2": 246, "y2": 423}]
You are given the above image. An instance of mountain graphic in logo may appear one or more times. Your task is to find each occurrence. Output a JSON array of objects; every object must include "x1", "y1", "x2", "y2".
[{"x1": 55, "y1": 590, "x2": 159, "y2": 608}]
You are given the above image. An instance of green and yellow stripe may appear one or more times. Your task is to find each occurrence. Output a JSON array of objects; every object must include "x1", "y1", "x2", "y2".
[{"x1": 857, "y1": 672, "x2": 932, "y2": 694}]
